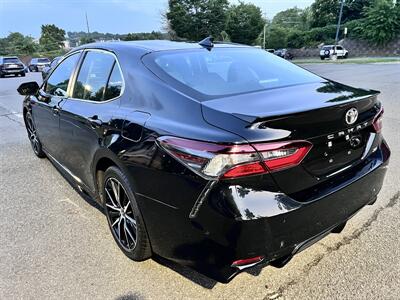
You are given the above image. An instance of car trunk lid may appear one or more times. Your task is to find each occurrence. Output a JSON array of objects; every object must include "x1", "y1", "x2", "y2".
[{"x1": 201, "y1": 81, "x2": 381, "y2": 198}]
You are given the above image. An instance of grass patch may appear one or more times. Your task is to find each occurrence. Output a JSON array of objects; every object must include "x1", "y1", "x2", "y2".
[{"x1": 293, "y1": 57, "x2": 400, "y2": 64}]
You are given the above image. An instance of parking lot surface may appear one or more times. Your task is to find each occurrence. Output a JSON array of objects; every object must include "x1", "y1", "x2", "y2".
[{"x1": 0, "y1": 64, "x2": 399, "y2": 299}]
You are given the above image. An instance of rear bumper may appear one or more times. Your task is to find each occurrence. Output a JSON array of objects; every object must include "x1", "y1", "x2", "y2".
[
  {"x1": 202, "y1": 139, "x2": 389, "y2": 282},
  {"x1": 134, "y1": 136, "x2": 390, "y2": 282},
  {"x1": 1, "y1": 68, "x2": 24, "y2": 75},
  {"x1": 154, "y1": 138, "x2": 389, "y2": 282}
]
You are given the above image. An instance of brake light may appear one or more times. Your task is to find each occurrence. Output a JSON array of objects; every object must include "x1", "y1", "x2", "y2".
[
  {"x1": 372, "y1": 107, "x2": 384, "y2": 133},
  {"x1": 253, "y1": 141, "x2": 312, "y2": 171},
  {"x1": 157, "y1": 137, "x2": 312, "y2": 179}
]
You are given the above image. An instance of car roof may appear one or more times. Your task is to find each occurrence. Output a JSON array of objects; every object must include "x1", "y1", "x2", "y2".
[{"x1": 73, "y1": 40, "x2": 251, "y2": 53}]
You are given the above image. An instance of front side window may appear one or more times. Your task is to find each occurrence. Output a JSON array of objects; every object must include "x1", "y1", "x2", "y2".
[
  {"x1": 50, "y1": 57, "x2": 61, "y2": 68},
  {"x1": 45, "y1": 52, "x2": 80, "y2": 97},
  {"x1": 72, "y1": 51, "x2": 120, "y2": 101},
  {"x1": 38, "y1": 58, "x2": 50, "y2": 63}
]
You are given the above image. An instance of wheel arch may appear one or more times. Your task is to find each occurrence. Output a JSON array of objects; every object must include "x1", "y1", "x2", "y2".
[
  {"x1": 93, "y1": 149, "x2": 154, "y2": 254},
  {"x1": 93, "y1": 152, "x2": 121, "y2": 204}
]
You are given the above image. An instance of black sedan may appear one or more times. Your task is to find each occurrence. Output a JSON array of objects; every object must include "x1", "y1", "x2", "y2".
[
  {"x1": 17, "y1": 40, "x2": 390, "y2": 282},
  {"x1": 0, "y1": 56, "x2": 25, "y2": 77}
]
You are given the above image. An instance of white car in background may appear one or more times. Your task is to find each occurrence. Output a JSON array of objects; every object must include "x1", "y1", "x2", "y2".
[{"x1": 320, "y1": 45, "x2": 349, "y2": 60}]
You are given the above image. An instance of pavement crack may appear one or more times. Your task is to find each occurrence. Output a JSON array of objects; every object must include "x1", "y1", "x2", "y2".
[
  {"x1": 264, "y1": 191, "x2": 400, "y2": 300},
  {"x1": 2, "y1": 113, "x2": 24, "y2": 127}
]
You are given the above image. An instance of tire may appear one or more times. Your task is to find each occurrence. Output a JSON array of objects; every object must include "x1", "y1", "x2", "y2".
[
  {"x1": 320, "y1": 57, "x2": 325, "y2": 60},
  {"x1": 24, "y1": 112, "x2": 46, "y2": 158},
  {"x1": 21, "y1": 72, "x2": 25, "y2": 77},
  {"x1": 344, "y1": 53, "x2": 348, "y2": 59},
  {"x1": 103, "y1": 166, "x2": 152, "y2": 261}
]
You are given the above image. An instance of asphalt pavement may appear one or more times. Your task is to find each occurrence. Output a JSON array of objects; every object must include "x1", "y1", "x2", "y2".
[{"x1": 0, "y1": 64, "x2": 399, "y2": 299}]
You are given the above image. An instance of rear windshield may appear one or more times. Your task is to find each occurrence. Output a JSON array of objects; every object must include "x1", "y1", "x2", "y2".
[
  {"x1": 4, "y1": 58, "x2": 20, "y2": 64},
  {"x1": 143, "y1": 48, "x2": 321, "y2": 99},
  {"x1": 38, "y1": 58, "x2": 50, "y2": 63}
]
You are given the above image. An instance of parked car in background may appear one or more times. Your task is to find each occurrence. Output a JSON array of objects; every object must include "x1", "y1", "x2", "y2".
[
  {"x1": 0, "y1": 56, "x2": 25, "y2": 77},
  {"x1": 29, "y1": 57, "x2": 51, "y2": 72},
  {"x1": 265, "y1": 48, "x2": 275, "y2": 54},
  {"x1": 275, "y1": 48, "x2": 293, "y2": 60},
  {"x1": 320, "y1": 45, "x2": 348, "y2": 60},
  {"x1": 41, "y1": 56, "x2": 62, "y2": 79},
  {"x1": 17, "y1": 40, "x2": 390, "y2": 283},
  {"x1": 22, "y1": 63, "x2": 29, "y2": 74}
]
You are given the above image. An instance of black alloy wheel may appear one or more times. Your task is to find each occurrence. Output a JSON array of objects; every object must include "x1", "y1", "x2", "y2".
[
  {"x1": 103, "y1": 166, "x2": 151, "y2": 260},
  {"x1": 25, "y1": 112, "x2": 45, "y2": 158}
]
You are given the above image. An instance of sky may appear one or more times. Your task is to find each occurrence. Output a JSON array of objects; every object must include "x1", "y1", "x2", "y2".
[{"x1": 0, "y1": 0, "x2": 314, "y2": 38}]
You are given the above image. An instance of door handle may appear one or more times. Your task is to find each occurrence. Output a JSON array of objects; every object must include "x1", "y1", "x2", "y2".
[{"x1": 87, "y1": 116, "x2": 103, "y2": 128}]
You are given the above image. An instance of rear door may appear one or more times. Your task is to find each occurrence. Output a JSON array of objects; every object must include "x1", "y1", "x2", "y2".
[
  {"x1": 31, "y1": 52, "x2": 81, "y2": 158},
  {"x1": 59, "y1": 49, "x2": 124, "y2": 190}
]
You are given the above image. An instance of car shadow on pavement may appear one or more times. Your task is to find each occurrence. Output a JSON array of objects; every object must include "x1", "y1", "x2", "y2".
[
  {"x1": 153, "y1": 255, "x2": 218, "y2": 289},
  {"x1": 115, "y1": 292, "x2": 144, "y2": 300}
]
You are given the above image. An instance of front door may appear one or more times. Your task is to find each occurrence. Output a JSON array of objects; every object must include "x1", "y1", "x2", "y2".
[{"x1": 31, "y1": 52, "x2": 81, "y2": 158}]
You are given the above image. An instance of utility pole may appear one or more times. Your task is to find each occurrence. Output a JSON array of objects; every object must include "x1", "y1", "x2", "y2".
[
  {"x1": 85, "y1": 12, "x2": 90, "y2": 34},
  {"x1": 263, "y1": 11, "x2": 267, "y2": 49},
  {"x1": 334, "y1": 0, "x2": 345, "y2": 56}
]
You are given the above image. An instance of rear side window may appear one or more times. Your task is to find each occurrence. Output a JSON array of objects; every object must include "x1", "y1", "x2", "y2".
[
  {"x1": 104, "y1": 64, "x2": 123, "y2": 100},
  {"x1": 45, "y1": 52, "x2": 80, "y2": 97},
  {"x1": 73, "y1": 51, "x2": 123, "y2": 101},
  {"x1": 143, "y1": 48, "x2": 321, "y2": 99}
]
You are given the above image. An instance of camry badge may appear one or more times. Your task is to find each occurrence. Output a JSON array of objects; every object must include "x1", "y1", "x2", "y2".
[{"x1": 345, "y1": 108, "x2": 358, "y2": 125}]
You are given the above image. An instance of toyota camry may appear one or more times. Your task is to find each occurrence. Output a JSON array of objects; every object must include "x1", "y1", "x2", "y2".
[{"x1": 17, "y1": 39, "x2": 390, "y2": 282}]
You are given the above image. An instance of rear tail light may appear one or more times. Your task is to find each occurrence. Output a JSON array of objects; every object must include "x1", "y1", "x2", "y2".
[
  {"x1": 372, "y1": 107, "x2": 384, "y2": 133},
  {"x1": 253, "y1": 141, "x2": 312, "y2": 172},
  {"x1": 157, "y1": 136, "x2": 312, "y2": 179}
]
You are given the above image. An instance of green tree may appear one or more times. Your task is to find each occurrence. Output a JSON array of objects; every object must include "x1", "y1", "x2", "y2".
[
  {"x1": 225, "y1": 2, "x2": 265, "y2": 45},
  {"x1": 310, "y1": 0, "x2": 339, "y2": 28},
  {"x1": 342, "y1": 0, "x2": 373, "y2": 22},
  {"x1": 79, "y1": 36, "x2": 95, "y2": 45},
  {"x1": 264, "y1": 26, "x2": 288, "y2": 49},
  {"x1": 272, "y1": 7, "x2": 309, "y2": 30},
  {"x1": 166, "y1": 0, "x2": 229, "y2": 41},
  {"x1": 0, "y1": 32, "x2": 37, "y2": 55},
  {"x1": 39, "y1": 24, "x2": 66, "y2": 51},
  {"x1": 123, "y1": 31, "x2": 166, "y2": 41},
  {"x1": 356, "y1": 0, "x2": 400, "y2": 45}
]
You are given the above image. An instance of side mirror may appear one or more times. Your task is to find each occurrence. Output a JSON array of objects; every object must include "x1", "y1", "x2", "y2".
[{"x1": 17, "y1": 81, "x2": 39, "y2": 96}]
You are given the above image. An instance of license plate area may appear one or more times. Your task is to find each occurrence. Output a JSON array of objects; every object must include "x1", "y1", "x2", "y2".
[{"x1": 302, "y1": 127, "x2": 371, "y2": 177}]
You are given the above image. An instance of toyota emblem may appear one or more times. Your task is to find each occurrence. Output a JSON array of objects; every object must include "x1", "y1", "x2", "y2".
[{"x1": 345, "y1": 108, "x2": 358, "y2": 125}]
